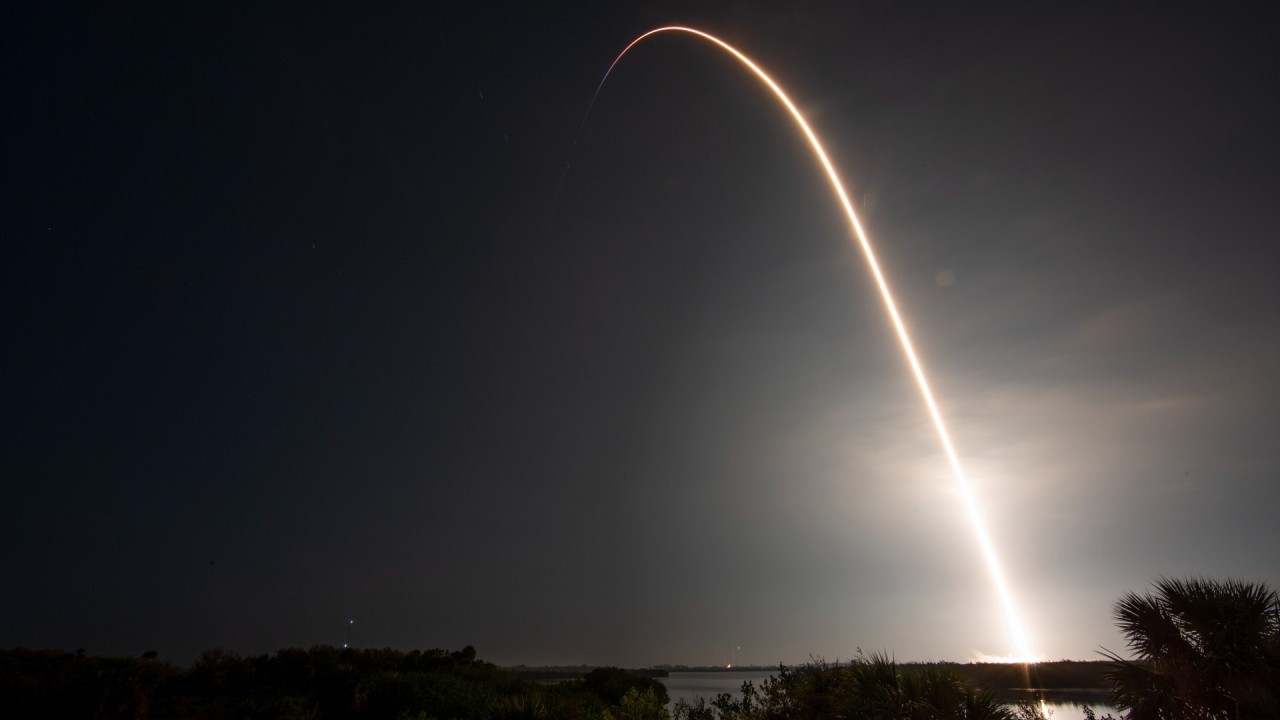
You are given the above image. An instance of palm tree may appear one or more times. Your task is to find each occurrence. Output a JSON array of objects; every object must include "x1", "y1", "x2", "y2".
[{"x1": 1103, "y1": 577, "x2": 1280, "y2": 719}]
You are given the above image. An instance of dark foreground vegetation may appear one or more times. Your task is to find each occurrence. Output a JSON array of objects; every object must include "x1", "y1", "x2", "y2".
[
  {"x1": 4, "y1": 577, "x2": 1275, "y2": 719},
  {"x1": 673, "y1": 576, "x2": 1278, "y2": 720},
  {"x1": 670, "y1": 655, "x2": 1050, "y2": 720},
  {"x1": 0, "y1": 645, "x2": 669, "y2": 720},
  {"x1": 1103, "y1": 577, "x2": 1280, "y2": 719},
  {"x1": 0, "y1": 645, "x2": 1055, "y2": 720}
]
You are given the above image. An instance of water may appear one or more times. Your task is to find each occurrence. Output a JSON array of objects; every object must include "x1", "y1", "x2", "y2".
[
  {"x1": 658, "y1": 670, "x2": 1119, "y2": 720},
  {"x1": 660, "y1": 670, "x2": 776, "y2": 707}
]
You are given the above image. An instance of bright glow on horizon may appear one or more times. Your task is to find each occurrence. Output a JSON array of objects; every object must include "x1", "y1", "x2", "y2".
[
  {"x1": 587, "y1": 26, "x2": 1036, "y2": 660},
  {"x1": 972, "y1": 652, "x2": 1047, "y2": 665}
]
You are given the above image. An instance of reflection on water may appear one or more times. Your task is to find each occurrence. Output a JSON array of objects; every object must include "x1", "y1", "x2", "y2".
[
  {"x1": 1030, "y1": 699, "x2": 1119, "y2": 720},
  {"x1": 660, "y1": 670, "x2": 776, "y2": 707},
  {"x1": 999, "y1": 688, "x2": 1117, "y2": 719},
  {"x1": 658, "y1": 671, "x2": 1119, "y2": 720}
]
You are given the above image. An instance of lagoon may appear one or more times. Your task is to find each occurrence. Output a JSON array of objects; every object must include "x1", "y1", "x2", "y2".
[{"x1": 657, "y1": 670, "x2": 1118, "y2": 720}]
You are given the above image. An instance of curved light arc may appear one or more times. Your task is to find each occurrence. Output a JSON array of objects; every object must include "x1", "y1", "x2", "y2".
[{"x1": 587, "y1": 26, "x2": 1034, "y2": 660}]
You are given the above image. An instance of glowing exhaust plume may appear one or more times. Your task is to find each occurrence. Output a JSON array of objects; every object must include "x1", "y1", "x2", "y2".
[{"x1": 582, "y1": 27, "x2": 1036, "y2": 661}]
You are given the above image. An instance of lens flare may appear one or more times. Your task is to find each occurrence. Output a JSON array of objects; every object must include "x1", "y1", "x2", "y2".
[{"x1": 581, "y1": 26, "x2": 1035, "y2": 661}]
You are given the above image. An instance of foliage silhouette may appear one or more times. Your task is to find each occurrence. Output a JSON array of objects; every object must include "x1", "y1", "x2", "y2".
[
  {"x1": 581, "y1": 666, "x2": 670, "y2": 707},
  {"x1": 0, "y1": 645, "x2": 667, "y2": 720},
  {"x1": 1103, "y1": 577, "x2": 1280, "y2": 719},
  {"x1": 674, "y1": 654, "x2": 1031, "y2": 720}
]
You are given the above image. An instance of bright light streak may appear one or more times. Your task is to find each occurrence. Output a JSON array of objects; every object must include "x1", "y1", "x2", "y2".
[{"x1": 585, "y1": 26, "x2": 1036, "y2": 661}]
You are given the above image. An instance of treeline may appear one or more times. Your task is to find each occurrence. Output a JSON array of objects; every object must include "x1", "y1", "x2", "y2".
[
  {"x1": 947, "y1": 661, "x2": 1109, "y2": 691},
  {"x1": 508, "y1": 667, "x2": 668, "y2": 681},
  {"x1": 0, "y1": 645, "x2": 669, "y2": 720}
]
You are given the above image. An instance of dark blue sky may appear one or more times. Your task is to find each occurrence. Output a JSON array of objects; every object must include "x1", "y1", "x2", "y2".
[{"x1": 4, "y1": 1, "x2": 1278, "y2": 666}]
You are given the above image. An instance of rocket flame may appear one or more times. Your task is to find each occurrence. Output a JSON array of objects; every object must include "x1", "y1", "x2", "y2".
[{"x1": 583, "y1": 26, "x2": 1035, "y2": 661}]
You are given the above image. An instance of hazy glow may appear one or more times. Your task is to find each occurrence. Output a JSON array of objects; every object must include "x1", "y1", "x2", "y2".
[
  {"x1": 589, "y1": 26, "x2": 1035, "y2": 660},
  {"x1": 974, "y1": 652, "x2": 1047, "y2": 664}
]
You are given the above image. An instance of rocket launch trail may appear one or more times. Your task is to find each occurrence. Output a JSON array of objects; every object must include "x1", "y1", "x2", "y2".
[{"x1": 579, "y1": 26, "x2": 1036, "y2": 661}]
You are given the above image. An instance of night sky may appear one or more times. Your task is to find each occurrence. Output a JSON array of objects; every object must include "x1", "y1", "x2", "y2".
[{"x1": 5, "y1": 2, "x2": 1279, "y2": 667}]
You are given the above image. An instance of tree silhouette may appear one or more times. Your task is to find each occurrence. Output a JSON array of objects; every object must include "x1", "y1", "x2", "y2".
[{"x1": 1104, "y1": 577, "x2": 1280, "y2": 719}]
